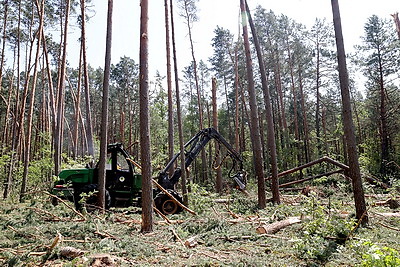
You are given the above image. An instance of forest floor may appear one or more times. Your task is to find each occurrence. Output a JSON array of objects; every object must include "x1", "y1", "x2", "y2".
[{"x1": 0, "y1": 181, "x2": 399, "y2": 266}]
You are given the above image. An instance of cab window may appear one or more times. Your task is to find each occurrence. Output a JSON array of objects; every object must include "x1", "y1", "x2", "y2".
[{"x1": 117, "y1": 151, "x2": 129, "y2": 170}]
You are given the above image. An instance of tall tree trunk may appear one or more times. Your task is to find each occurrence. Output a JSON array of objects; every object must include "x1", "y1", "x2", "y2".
[
  {"x1": 42, "y1": 33, "x2": 56, "y2": 117},
  {"x1": 170, "y1": 0, "x2": 188, "y2": 205},
  {"x1": 4, "y1": 1, "x2": 22, "y2": 199},
  {"x1": 298, "y1": 67, "x2": 310, "y2": 163},
  {"x1": 3, "y1": 50, "x2": 15, "y2": 147},
  {"x1": 80, "y1": 0, "x2": 94, "y2": 158},
  {"x1": 54, "y1": 0, "x2": 70, "y2": 175},
  {"x1": 352, "y1": 92, "x2": 363, "y2": 149},
  {"x1": 72, "y1": 46, "x2": 83, "y2": 158},
  {"x1": 245, "y1": 0, "x2": 280, "y2": 205},
  {"x1": 164, "y1": 0, "x2": 174, "y2": 162},
  {"x1": 20, "y1": 0, "x2": 45, "y2": 202},
  {"x1": 287, "y1": 43, "x2": 301, "y2": 165},
  {"x1": 331, "y1": 0, "x2": 368, "y2": 225},
  {"x1": 315, "y1": 43, "x2": 322, "y2": 157},
  {"x1": 0, "y1": 0, "x2": 8, "y2": 95},
  {"x1": 240, "y1": 0, "x2": 266, "y2": 208},
  {"x1": 0, "y1": 0, "x2": 9, "y2": 144},
  {"x1": 322, "y1": 106, "x2": 329, "y2": 156},
  {"x1": 182, "y1": 1, "x2": 207, "y2": 183},
  {"x1": 275, "y1": 59, "x2": 287, "y2": 131},
  {"x1": 97, "y1": 0, "x2": 113, "y2": 212},
  {"x1": 212, "y1": 77, "x2": 223, "y2": 193},
  {"x1": 378, "y1": 54, "x2": 389, "y2": 173},
  {"x1": 16, "y1": 4, "x2": 35, "y2": 162},
  {"x1": 234, "y1": 46, "x2": 240, "y2": 152},
  {"x1": 139, "y1": 0, "x2": 153, "y2": 233},
  {"x1": 240, "y1": 83, "x2": 249, "y2": 152},
  {"x1": 223, "y1": 76, "x2": 233, "y2": 141}
]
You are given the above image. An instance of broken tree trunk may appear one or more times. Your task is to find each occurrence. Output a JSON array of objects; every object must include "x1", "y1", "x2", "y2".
[
  {"x1": 279, "y1": 169, "x2": 344, "y2": 188},
  {"x1": 266, "y1": 156, "x2": 349, "y2": 181},
  {"x1": 256, "y1": 217, "x2": 301, "y2": 234}
]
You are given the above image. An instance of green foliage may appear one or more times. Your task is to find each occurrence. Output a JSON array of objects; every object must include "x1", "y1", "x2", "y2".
[
  {"x1": 295, "y1": 192, "x2": 355, "y2": 263},
  {"x1": 187, "y1": 183, "x2": 216, "y2": 214},
  {"x1": 359, "y1": 137, "x2": 383, "y2": 175},
  {"x1": 27, "y1": 157, "x2": 53, "y2": 190},
  {"x1": 361, "y1": 241, "x2": 400, "y2": 267},
  {"x1": 228, "y1": 190, "x2": 259, "y2": 215},
  {"x1": 0, "y1": 150, "x2": 11, "y2": 189}
]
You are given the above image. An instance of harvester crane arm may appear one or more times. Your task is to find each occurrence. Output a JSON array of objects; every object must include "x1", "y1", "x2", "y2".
[{"x1": 157, "y1": 128, "x2": 246, "y2": 190}]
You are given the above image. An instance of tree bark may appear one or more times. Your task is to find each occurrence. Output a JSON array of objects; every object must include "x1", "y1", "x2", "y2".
[
  {"x1": 240, "y1": 0, "x2": 266, "y2": 208},
  {"x1": 286, "y1": 41, "x2": 301, "y2": 165},
  {"x1": 245, "y1": 0, "x2": 280, "y2": 205},
  {"x1": 0, "y1": 0, "x2": 7, "y2": 81},
  {"x1": 139, "y1": 0, "x2": 153, "y2": 233},
  {"x1": 298, "y1": 67, "x2": 310, "y2": 163},
  {"x1": 322, "y1": 107, "x2": 329, "y2": 156},
  {"x1": 212, "y1": 77, "x2": 223, "y2": 193},
  {"x1": 72, "y1": 46, "x2": 83, "y2": 158},
  {"x1": 3, "y1": 1, "x2": 22, "y2": 199},
  {"x1": 315, "y1": 43, "x2": 322, "y2": 157},
  {"x1": 54, "y1": 0, "x2": 71, "y2": 175},
  {"x1": 2, "y1": 50, "x2": 15, "y2": 148},
  {"x1": 0, "y1": 0, "x2": 9, "y2": 144},
  {"x1": 331, "y1": 0, "x2": 368, "y2": 225},
  {"x1": 97, "y1": 0, "x2": 113, "y2": 212},
  {"x1": 164, "y1": 0, "x2": 174, "y2": 163},
  {"x1": 234, "y1": 47, "x2": 240, "y2": 152},
  {"x1": 15, "y1": 3, "x2": 36, "y2": 198},
  {"x1": 170, "y1": 0, "x2": 188, "y2": 205},
  {"x1": 181, "y1": 0, "x2": 207, "y2": 183},
  {"x1": 80, "y1": 0, "x2": 95, "y2": 158},
  {"x1": 378, "y1": 53, "x2": 389, "y2": 173},
  {"x1": 42, "y1": 30, "x2": 56, "y2": 146},
  {"x1": 20, "y1": 0, "x2": 45, "y2": 202}
]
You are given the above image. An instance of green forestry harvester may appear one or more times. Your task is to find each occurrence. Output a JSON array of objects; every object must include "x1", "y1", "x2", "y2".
[{"x1": 51, "y1": 128, "x2": 247, "y2": 214}]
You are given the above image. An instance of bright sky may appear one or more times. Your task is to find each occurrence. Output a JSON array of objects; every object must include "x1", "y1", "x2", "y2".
[{"x1": 72, "y1": 0, "x2": 399, "y2": 78}]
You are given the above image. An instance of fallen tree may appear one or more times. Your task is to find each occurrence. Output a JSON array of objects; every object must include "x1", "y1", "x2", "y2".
[{"x1": 266, "y1": 156, "x2": 390, "y2": 190}]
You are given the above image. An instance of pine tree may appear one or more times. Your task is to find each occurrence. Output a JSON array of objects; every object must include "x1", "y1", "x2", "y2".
[
  {"x1": 139, "y1": 0, "x2": 153, "y2": 233},
  {"x1": 331, "y1": 0, "x2": 368, "y2": 225},
  {"x1": 357, "y1": 15, "x2": 400, "y2": 176}
]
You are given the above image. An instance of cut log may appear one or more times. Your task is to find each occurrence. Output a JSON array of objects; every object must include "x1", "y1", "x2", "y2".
[
  {"x1": 184, "y1": 236, "x2": 198, "y2": 248},
  {"x1": 256, "y1": 217, "x2": 301, "y2": 234}
]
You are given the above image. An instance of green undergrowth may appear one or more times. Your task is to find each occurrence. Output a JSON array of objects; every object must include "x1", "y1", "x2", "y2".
[{"x1": 0, "y1": 185, "x2": 399, "y2": 266}]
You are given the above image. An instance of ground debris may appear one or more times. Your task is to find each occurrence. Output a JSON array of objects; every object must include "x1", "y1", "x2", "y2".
[
  {"x1": 90, "y1": 253, "x2": 116, "y2": 267},
  {"x1": 59, "y1": 246, "x2": 85, "y2": 259}
]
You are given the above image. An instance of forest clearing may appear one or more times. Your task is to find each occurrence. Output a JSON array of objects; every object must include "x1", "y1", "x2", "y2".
[
  {"x1": 0, "y1": 181, "x2": 399, "y2": 266},
  {"x1": 1, "y1": 0, "x2": 400, "y2": 266}
]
